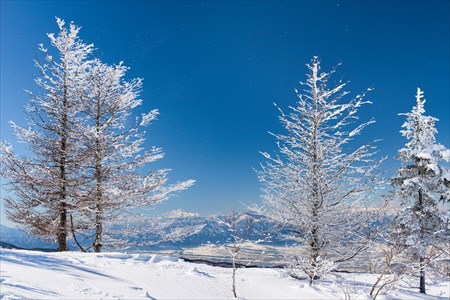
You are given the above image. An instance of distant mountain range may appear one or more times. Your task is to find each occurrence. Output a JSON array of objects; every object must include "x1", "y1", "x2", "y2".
[
  {"x1": 2, "y1": 210, "x2": 404, "y2": 252},
  {"x1": 0, "y1": 225, "x2": 57, "y2": 250},
  {"x1": 0, "y1": 212, "x2": 295, "y2": 252}
]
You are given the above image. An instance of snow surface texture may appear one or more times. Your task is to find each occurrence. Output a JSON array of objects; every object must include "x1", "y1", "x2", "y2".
[{"x1": 0, "y1": 249, "x2": 448, "y2": 299}]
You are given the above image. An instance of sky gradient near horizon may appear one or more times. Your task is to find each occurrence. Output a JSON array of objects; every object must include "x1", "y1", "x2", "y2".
[{"x1": 1, "y1": 1, "x2": 449, "y2": 226}]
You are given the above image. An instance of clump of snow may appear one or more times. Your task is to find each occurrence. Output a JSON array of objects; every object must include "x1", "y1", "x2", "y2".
[
  {"x1": 441, "y1": 148, "x2": 450, "y2": 162},
  {"x1": 148, "y1": 254, "x2": 179, "y2": 263},
  {"x1": 133, "y1": 254, "x2": 151, "y2": 262}
]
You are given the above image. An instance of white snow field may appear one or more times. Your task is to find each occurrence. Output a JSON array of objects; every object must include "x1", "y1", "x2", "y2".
[{"x1": 0, "y1": 249, "x2": 448, "y2": 299}]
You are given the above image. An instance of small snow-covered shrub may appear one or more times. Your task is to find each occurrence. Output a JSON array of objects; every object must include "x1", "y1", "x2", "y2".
[{"x1": 288, "y1": 252, "x2": 336, "y2": 285}]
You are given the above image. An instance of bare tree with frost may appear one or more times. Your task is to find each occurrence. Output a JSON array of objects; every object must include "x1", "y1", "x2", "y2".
[
  {"x1": 74, "y1": 59, "x2": 195, "y2": 252},
  {"x1": 258, "y1": 57, "x2": 383, "y2": 284},
  {"x1": 0, "y1": 18, "x2": 93, "y2": 251},
  {"x1": 390, "y1": 87, "x2": 449, "y2": 294},
  {"x1": 216, "y1": 211, "x2": 270, "y2": 298}
]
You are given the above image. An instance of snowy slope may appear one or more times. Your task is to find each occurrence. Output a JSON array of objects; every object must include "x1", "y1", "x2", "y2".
[{"x1": 1, "y1": 249, "x2": 448, "y2": 299}]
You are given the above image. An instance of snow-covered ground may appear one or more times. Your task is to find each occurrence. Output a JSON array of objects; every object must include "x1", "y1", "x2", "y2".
[{"x1": 0, "y1": 249, "x2": 448, "y2": 299}]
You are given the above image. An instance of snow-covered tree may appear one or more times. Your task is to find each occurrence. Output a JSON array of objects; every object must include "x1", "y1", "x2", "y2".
[
  {"x1": 390, "y1": 87, "x2": 449, "y2": 294},
  {"x1": 1, "y1": 18, "x2": 195, "y2": 253},
  {"x1": 75, "y1": 59, "x2": 195, "y2": 252},
  {"x1": 258, "y1": 57, "x2": 383, "y2": 284},
  {"x1": 0, "y1": 18, "x2": 93, "y2": 251}
]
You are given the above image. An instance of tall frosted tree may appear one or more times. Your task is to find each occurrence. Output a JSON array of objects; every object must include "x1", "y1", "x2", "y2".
[
  {"x1": 391, "y1": 87, "x2": 449, "y2": 294},
  {"x1": 0, "y1": 18, "x2": 93, "y2": 251},
  {"x1": 1, "y1": 18, "x2": 195, "y2": 253},
  {"x1": 75, "y1": 59, "x2": 195, "y2": 252},
  {"x1": 258, "y1": 57, "x2": 382, "y2": 284}
]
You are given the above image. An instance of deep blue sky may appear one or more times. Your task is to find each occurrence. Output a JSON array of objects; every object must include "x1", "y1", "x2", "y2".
[{"x1": 1, "y1": 1, "x2": 449, "y2": 224}]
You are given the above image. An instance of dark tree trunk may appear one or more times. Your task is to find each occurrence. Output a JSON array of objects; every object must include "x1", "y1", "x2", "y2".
[
  {"x1": 57, "y1": 77, "x2": 69, "y2": 252},
  {"x1": 57, "y1": 201, "x2": 68, "y2": 251},
  {"x1": 418, "y1": 188, "x2": 426, "y2": 294},
  {"x1": 93, "y1": 207, "x2": 102, "y2": 253},
  {"x1": 93, "y1": 98, "x2": 103, "y2": 253},
  {"x1": 231, "y1": 255, "x2": 237, "y2": 298},
  {"x1": 419, "y1": 258, "x2": 426, "y2": 294}
]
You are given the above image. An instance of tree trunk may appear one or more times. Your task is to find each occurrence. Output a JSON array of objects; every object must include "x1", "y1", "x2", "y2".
[
  {"x1": 57, "y1": 201, "x2": 68, "y2": 251},
  {"x1": 93, "y1": 207, "x2": 102, "y2": 252},
  {"x1": 232, "y1": 254, "x2": 237, "y2": 298},
  {"x1": 309, "y1": 63, "x2": 320, "y2": 284},
  {"x1": 58, "y1": 131, "x2": 68, "y2": 252},
  {"x1": 57, "y1": 76, "x2": 69, "y2": 252},
  {"x1": 418, "y1": 188, "x2": 426, "y2": 294},
  {"x1": 93, "y1": 99, "x2": 103, "y2": 253},
  {"x1": 419, "y1": 257, "x2": 426, "y2": 293},
  {"x1": 310, "y1": 218, "x2": 320, "y2": 282}
]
